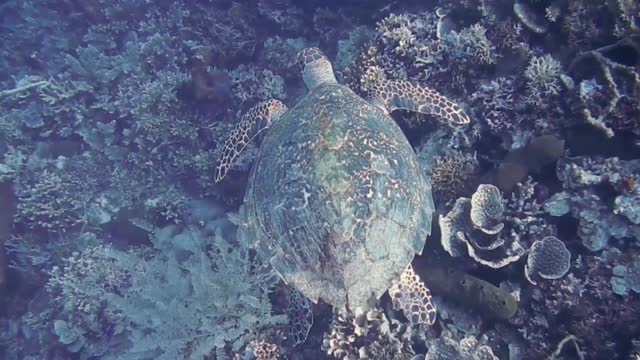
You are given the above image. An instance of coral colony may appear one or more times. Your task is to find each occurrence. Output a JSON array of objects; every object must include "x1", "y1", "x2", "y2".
[{"x1": 0, "y1": 1, "x2": 638, "y2": 359}]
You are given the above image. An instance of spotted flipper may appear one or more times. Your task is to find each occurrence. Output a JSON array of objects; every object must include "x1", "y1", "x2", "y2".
[
  {"x1": 388, "y1": 264, "x2": 437, "y2": 326},
  {"x1": 214, "y1": 99, "x2": 287, "y2": 182},
  {"x1": 368, "y1": 80, "x2": 470, "y2": 125},
  {"x1": 287, "y1": 288, "x2": 313, "y2": 346}
]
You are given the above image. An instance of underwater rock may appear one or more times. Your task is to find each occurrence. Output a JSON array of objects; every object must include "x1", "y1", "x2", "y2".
[
  {"x1": 415, "y1": 255, "x2": 518, "y2": 321},
  {"x1": 494, "y1": 135, "x2": 565, "y2": 192}
]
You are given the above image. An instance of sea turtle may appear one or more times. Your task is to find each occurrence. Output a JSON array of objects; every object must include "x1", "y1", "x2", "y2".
[{"x1": 215, "y1": 47, "x2": 469, "y2": 342}]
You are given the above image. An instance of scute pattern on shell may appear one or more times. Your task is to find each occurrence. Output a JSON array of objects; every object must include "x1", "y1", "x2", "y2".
[{"x1": 240, "y1": 83, "x2": 434, "y2": 308}]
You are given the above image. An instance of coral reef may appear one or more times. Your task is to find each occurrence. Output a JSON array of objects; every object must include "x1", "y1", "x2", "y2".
[
  {"x1": 524, "y1": 236, "x2": 571, "y2": 285},
  {"x1": 429, "y1": 151, "x2": 478, "y2": 202},
  {"x1": 611, "y1": 258, "x2": 640, "y2": 295},
  {"x1": 568, "y1": 35, "x2": 640, "y2": 138},
  {"x1": 544, "y1": 156, "x2": 640, "y2": 251},
  {"x1": 422, "y1": 330, "x2": 499, "y2": 360},
  {"x1": 0, "y1": 0, "x2": 639, "y2": 359},
  {"x1": 44, "y1": 201, "x2": 286, "y2": 359},
  {"x1": 322, "y1": 306, "x2": 414, "y2": 360},
  {"x1": 439, "y1": 184, "x2": 526, "y2": 269},
  {"x1": 514, "y1": 249, "x2": 640, "y2": 359}
]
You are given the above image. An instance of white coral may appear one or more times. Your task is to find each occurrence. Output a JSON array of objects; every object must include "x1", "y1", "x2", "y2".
[{"x1": 524, "y1": 54, "x2": 563, "y2": 105}]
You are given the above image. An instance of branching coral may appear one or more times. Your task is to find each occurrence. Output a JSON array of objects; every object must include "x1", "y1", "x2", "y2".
[
  {"x1": 471, "y1": 76, "x2": 518, "y2": 134},
  {"x1": 524, "y1": 54, "x2": 563, "y2": 106},
  {"x1": 46, "y1": 203, "x2": 286, "y2": 359},
  {"x1": 229, "y1": 64, "x2": 286, "y2": 110},
  {"x1": 424, "y1": 330, "x2": 499, "y2": 360},
  {"x1": 261, "y1": 36, "x2": 308, "y2": 79},
  {"x1": 429, "y1": 151, "x2": 478, "y2": 201},
  {"x1": 442, "y1": 23, "x2": 498, "y2": 66},
  {"x1": 366, "y1": 11, "x2": 499, "y2": 94},
  {"x1": 568, "y1": 35, "x2": 640, "y2": 138},
  {"x1": 258, "y1": 0, "x2": 304, "y2": 34},
  {"x1": 15, "y1": 167, "x2": 85, "y2": 232},
  {"x1": 322, "y1": 306, "x2": 414, "y2": 360}
]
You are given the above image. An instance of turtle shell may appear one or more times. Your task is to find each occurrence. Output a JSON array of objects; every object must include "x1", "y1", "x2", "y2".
[{"x1": 239, "y1": 84, "x2": 434, "y2": 308}]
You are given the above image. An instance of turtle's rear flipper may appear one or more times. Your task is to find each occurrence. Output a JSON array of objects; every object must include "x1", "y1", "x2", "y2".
[
  {"x1": 368, "y1": 80, "x2": 470, "y2": 125},
  {"x1": 287, "y1": 288, "x2": 314, "y2": 346},
  {"x1": 214, "y1": 99, "x2": 287, "y2": 182},
  {"x1": 388, "y1": 264, "x2": 437, "y2": 326}
]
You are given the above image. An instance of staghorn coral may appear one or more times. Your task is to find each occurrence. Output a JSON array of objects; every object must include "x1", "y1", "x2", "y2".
[
  {"x1": 261, "y1": 36, "x2": 309, "y2": 79},
  {"x1": 568, "y1": 35, "x2": 640, "y2": 138},
  {"x1": 470, "y1": 76, "x2": 518, "y2": 135},
  {"x1": 334, "y1": 26, "x2": 375, "y2": 74},
  {"x1": 258, "y1": 0, "x2": 304, "y2": 33},
  {"x1": 191, "y1": 2, "x2": 258, "y2": 59},
  {"x1": 561, "y1": 0, "x2": 638, "y2": 47},
  {"x1": 365, "y1": 10, "x2": 499, "y2": 95},
  {"x1": 441, "y1": 23, "x2": 498, "y2": 66},
  {"x1": 524, "y1": 54, "x2": 563, "y2": 106},
  {"x1": 429, "y1": 151, "x2": 478, "y2": 202}
]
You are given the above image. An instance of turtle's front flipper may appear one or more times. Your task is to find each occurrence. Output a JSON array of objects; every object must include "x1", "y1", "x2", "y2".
[
  {"x1": 368, "y1": 80, "x2": 470, "y2": 125},
  {"x1": 388, "y1": 264, "x2": 437, "y2": 326},
  {"x1": 287, "y1": 288, "x2": 314, "y2": 346},
  {"x1": 215, "y1": 99, "x2": 287, "y2": 182}
]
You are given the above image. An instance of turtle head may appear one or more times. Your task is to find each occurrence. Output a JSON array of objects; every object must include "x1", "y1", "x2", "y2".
[{"x1": 297, "y1": 47, "x2": 338, "y2": 90}]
